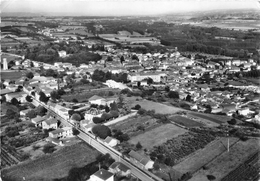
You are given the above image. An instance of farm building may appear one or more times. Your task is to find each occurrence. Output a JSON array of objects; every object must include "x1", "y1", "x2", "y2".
[
  {"x1": 128, "y1": 150, "x2": 154, "y2": 170},
  {"x1": 109, "y1": 162, "x2": 131, "y2": 176},
  {"x1": 89, "y1": 169, "x2": 114, "y2": 181}
]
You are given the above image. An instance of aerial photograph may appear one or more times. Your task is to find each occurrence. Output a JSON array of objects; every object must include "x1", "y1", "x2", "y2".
[{"x1": 0, "y1": 0, "x2": 260, "y2": 181}]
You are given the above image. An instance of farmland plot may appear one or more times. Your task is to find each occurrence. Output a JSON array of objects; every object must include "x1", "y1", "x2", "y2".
[{"x1": 2, "y1": 142, "x2": 99, "y2": 181}]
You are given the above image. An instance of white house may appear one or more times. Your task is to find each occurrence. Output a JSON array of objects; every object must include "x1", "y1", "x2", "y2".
[
  {"x1": 58, "y1": 50, "x2": 67, "y2": 58},
  {"x1": 109, "y1": 162, "x2": 131, "y2": 177},
  {"x1": 238, "y1": 107, "x2": 254, "y2": 117},
  {"x1": 42, "y1": 118, "x2": 58, "y2": 130},
  {"x1": 128, "y1": 72, "x2": 167, "y2": 83},
  {"x1": 88, "y1": 95, "x2": 106, "y2": 105},
  {"x1": 129, "y1": 150, "x2": 154, "y2": 170},
  {"x1": 89, "y1": 169, "x2": 114, "y2": 181},
  {"x1": 103, "y1": 136, "x2": 120, "y2": 147},
  {"x1": 31, "y1": 116, "x2": 45, "y2": 127}
]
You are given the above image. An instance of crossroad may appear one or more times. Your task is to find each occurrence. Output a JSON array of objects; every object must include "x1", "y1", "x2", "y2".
[{"x1": 30, "y1": 97, "x2": 163, "y2": 181}]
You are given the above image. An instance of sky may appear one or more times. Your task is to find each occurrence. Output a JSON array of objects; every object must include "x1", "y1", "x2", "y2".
[{"x1": 1, "y1": 0, "x2": 259, "y2": 16}]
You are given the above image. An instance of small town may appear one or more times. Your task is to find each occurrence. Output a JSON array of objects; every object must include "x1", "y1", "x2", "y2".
[{"x1": 1, "y1": 1, "x2": 260, "y2": 181}]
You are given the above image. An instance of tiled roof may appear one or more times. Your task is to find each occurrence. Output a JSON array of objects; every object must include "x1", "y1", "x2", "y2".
[{"x1": 93, "y1": 169, "x2": 113, "y2": 180}]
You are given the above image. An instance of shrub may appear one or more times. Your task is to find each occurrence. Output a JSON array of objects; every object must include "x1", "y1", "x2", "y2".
[
  {"x1": 26, "y1": 110, "x2": 37, "y2": 119},
  {"x1": 43, "y1": 144, "x2": 56, "y2": 154},
  {"x1": 137, "y1": 108, "x2": 147, "y2": 115},
  {"x1": 93, "y1": 117, "x2": 105, "y2": 124},
  {"x1": 227, "y1": 118, "x2": 237, "y2": 125},
  {"x1": 134, "y1": 104, "x2": 141, "y2": 110},
  {"x1": 110, "y1": 110, "x2": 119, "y2": 118},
  {"x1": 207, "y1": 175, "x2": 216, "y2": 180},
  {"x1": 136, "y1": 142, "x2": 142, "y2": 150}
]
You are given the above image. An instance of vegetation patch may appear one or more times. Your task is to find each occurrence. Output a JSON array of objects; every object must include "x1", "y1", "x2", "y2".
[
  {"x1": 169, "y1": 115, "x2": 204, "y2": 127},
  {"x1": 129, "y1": 123, "x2": 188, "y2": 150},
  {"x1": 2, "y1": 142, "x2": 99, "y2": 181}
]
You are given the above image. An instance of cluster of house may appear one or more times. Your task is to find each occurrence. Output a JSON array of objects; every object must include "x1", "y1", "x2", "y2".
[{"x1": 88, "y1": 149, "x2": 155, "y2": 181}]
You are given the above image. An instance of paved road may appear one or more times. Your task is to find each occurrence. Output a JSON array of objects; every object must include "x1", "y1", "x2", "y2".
[{"x1": 30, "y1": 97, "x2": 163, "y2": 181}]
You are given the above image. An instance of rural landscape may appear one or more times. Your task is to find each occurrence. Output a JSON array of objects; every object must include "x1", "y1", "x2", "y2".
[{"x1": 1, "y1": 1, "x2": 260, "y2": 181}]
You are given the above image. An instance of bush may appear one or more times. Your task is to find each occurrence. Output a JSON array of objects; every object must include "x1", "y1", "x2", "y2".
[
  {"x1": 168, "y1": 91, "x2": 179, "y2": 99},
  {"x1": 101, "y1": 113, "x2": 113, "y2": 121},
  {"x1": 72, "y1": 128, "x2": 80, "y2": 135},
  {"x1": 110, "y1": 110, "x2": 119, "y2": 118},
  {"x1": 26, "y1": 110, "x2": 37, "y2": 119},
  {"x1": 137, "y1": 108, "x2": 147, "y2": 115},
  {"x1": 93, "y1": 117, "x2": 105, "y2": 124},
  {"x1": 134, "y1": 104, "x2": 141, "y2": 110},
  {"x1": 227, "y1": 118, "x2": 237, "y2": 125},
  {"x1": 207, "y1": 175, "x2": 216, "y2": 180},
  {"x1": 43, "y1": 144, "x2": 56, "y2": 154},
  {"x1": 136, "y1": 142, "x2": 142, "y2": 150}
]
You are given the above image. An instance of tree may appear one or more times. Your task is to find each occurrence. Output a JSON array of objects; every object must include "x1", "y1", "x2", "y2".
[
  {"x1": 72, "y1": 98, "x2": 78, "y2": 103},
  {"x1": 228, "y1": 118, "x2": 237, "y2": 125},
  {"x1": 26, "y1": 110, "x2": 37, "y2": 119},
  {"x1": 110, "y1": 102, "x2": 118, "y2": 111},
  {"x1": 138, "y1": 108, "x2": 147, "y2": 115},
  {"x1": 50, "y1": 91, "x2": 60, "y2": 101},
  {"x1": 1, "y1": 95, "x2": 6, "y2": 103},
  {"x1": 120, "y1": 56, "x2": 125, "y2": 64},
  {"x1": 136, "y1": 142, "x2": 142, "y2": 150},
  {"x1": 134, "y1": 104, "x2": 141, "y2": 110},
  {"x1": 72, "y1": 128, "x2": 80, "y2": 136},
  {"x1": 39, "y1": 91, "x2": 49, "y2": 103},
  {"x1": 101, "y1": 113, "x2": 113, "y2": 121},
  {"x1": 26, "y1": 95, "x2": 33, "y2": 102},
  {"x1": 26, "y1": 72, "x2": 34, "y2": 79},
  {"x1": 36, "y1": 106, "x2": 47, "y2": 116},
  {"x1": 110, "y1": 110, "x2": 119, "y2": 118},
  {"x1": 168, "y1": 91, "x2": 179, "y2": 99},
  {"x1": 71, "y1": 113, "x2": 81, "y2": 121},
  {"x1": 105, "y1": 105, "x2": 110, "y2": 113},
  {"x1": 11, "y1": 98, "x2": 20, "y2": 106},
  {"x1": 92, "y1": 125, "x2": 111, "y2": 139},
  {"x1": 147, "y1": 77, "x2": 154, "y2": 85},
  {"x1": 106, "y1": 56, "x2": 113, "y2": 62}
]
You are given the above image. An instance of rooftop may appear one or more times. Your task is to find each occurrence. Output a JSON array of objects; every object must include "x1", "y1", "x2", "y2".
[{"x1": 92, "y1": 169, "x2": 113, "y2": 180}]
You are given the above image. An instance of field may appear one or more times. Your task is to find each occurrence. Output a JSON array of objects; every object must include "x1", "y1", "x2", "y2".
[
  {"x1": 1, "y1": 71, "x2": 24, "y2": 80},
  {"x1": 129, "y1": 123, "x2": 188, "y2": 150},
  {"x1": 191, "y1": 138, "x2": 259, "y2": 181},
  {"x1": 173, "y1": 137, "x2": 239, "y2": 174},
  {"x1": 130, "y1": 100, "x2": 184, "y2": 115},
  {"x1": 2, "y1": 142, "x2": 99, "y2": 181},
  {"x1": 109, "y1": 115, "x2": 159, "y2": 136},
  {"x1": 169, "y1": 115, "x2": 204, "y2": 127},
  {"x1": 189, "y1": 112, "x2": 230, "y2": 124}
]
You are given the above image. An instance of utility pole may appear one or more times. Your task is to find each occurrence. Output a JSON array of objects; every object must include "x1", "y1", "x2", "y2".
[{"x1": 227, "y1": 133, "x2": 229, "y2": 152}]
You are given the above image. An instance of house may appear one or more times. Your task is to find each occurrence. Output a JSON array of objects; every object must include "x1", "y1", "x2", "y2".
[
  {"x1": 6, "y1": 91, "x2": 27, "y2": 103},
  {"x1": 128, "y1": 150, "x2": 154, "y2": 170},
  {"x1": 89, "y1": 169, "x2": 114, "y2": 181},
  {"x1": 58, "y1": 50, "x2": 67, "y2": 58},
  {"x1": 20, "y1": 109, "x2": 30, "y2": 116},
  {"x1": 31, "y1": 116, "x2": 45, "y2": 127},
  {"x1": 238, "y1": 107, "x2": 254, "y2": 117},
  {"x1": 42, "y1": 118, "x2": 58, "y2": 130},
  {"x1": 62, "y1": 127, "x2": 73, "y2": 137},
  {"x1": 128, "y1": 72, "x2": 167, "y2": 83},
  {"x1": 89, "y1": 95, "x2": 106, "y2": 106},
  {"x1": 104, "y1": 136, "x2": 120, "y2": 147},
  {"x1": 109, "y1": 162, "x2": 131, "y2": 176},
  {"x1": 49, "y1": 128, "x2": 64, "y2": 138}
]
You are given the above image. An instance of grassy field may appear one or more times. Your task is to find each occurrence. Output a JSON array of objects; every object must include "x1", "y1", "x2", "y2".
[
  {"x1": 130, "y1": 100, "x2": 183, "y2": 115},
  {"x1": 2, "y1": 142, "x2": 99, "y2": 181},
  {"x1": 173, "y1": 137, "x2": 239, "y2": 174},
  {"x1": 1, "y1": 71, "x2": 24, "y2": 80},
  {"x1": 189, "y1": 112, "x2": 230, "y2": 124},
  {"x1": 129, "y1": 123, "x2": 188, "y2": 150},
  {"x1": 191, "y1": 138, "x2": 259, "y2": 181},
  {"x1": 169, "y1": 115, "x2": 204, "y2": 128},
  {"x1": 109, "y1": 115, "x2": 158, "y2": 135}
]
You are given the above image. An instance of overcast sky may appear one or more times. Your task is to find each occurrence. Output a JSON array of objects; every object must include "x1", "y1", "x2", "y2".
[{"x1": 2, "y1": 0, "x2": 259, "y2": 16}]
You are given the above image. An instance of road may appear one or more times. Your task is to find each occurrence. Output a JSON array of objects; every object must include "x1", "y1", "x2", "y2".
[{"x1": 30, "y1": 96, "x2": 163, "y2": 181}]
